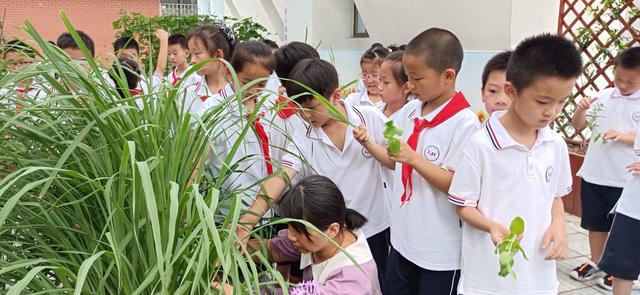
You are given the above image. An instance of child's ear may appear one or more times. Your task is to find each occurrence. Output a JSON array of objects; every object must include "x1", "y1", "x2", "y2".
[
  {"x1": 329, "y1": 88, "x2": 341, "y2": 104},
  {"x1": 325, "y1": 222, "x2": 341, "y2": 239},
  {"x1": 214, "y1": 48, "x2": 225, "y2": 59},
  {"x1": 504, "y1": 81, "x2": 517, "y2": 101},
  {"x1": 402, "y1": 82, "x2": 411, "y2": 97},
  {"x1": 442, "y1": 68, "x2": 457, "y2": 84}
]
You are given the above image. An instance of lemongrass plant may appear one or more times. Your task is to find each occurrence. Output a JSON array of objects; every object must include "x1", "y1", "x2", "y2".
[{"x1": 0, "y1": 13, "x2": 362, "y2": 294}]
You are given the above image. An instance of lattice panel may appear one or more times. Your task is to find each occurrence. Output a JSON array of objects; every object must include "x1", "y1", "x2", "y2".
[{"x1": 557, "y1": 0, "x2": 639, "y2": 143}]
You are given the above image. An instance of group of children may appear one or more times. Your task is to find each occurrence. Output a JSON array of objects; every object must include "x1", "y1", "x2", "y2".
[{"x1": 3, "y1": 21, "x2": 640, "y2": 295}]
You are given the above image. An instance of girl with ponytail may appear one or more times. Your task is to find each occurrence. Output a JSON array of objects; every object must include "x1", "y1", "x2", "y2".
[{"x1": 249, "y1": 175, "x2": 381, "y2": 294}]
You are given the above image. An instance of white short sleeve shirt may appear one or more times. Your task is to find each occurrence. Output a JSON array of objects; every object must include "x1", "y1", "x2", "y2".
[
  {"x1": 167, "y1": 66, "x2": 198, "y2": 88},
  {"x1": 389, "y1": 97, "x2": 480, "y2": 271},
  {"x1": 344, "y1": 91, "x2": 384, "y2": 109},
  {"x1": 578, "y1": 87, "x2": 640, "y2": 187},
  {"x1": 615, "y1": 124, "x2": 640, "y2": 221},
  {"x1": 281, "y1": 100, "x2": 391, "y2": 238},
  {"x1": 448, "y1": 110, "x2": 573, "y2": 295}
]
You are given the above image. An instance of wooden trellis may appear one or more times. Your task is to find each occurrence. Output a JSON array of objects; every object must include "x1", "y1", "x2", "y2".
[{"x1": 556, "y1": 0, "x2": 639, "y2": 143}]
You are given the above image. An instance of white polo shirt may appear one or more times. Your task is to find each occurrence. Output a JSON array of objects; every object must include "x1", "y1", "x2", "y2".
[
  {"x1": 615, "y1": 124, "x2": 640, "y2": 221},
  {"x1": 180, "y1": 75, "x2": 216, "y2": 115},
  {"x1": 199, "y1": 83, "x2": 299, "y2": 209},
  {"x1": 389, "y1": 98, "x2": 479, "y2": 270},
  {"x1": 345, "y1": 91, "x2": 384, "y2": 109},
  {"x1": 167, "y1": 66, "x2": 198, "y2": 88},
  {"x1": 577, "y1": 87, "x2": 640, "y2": 187},
  {"x1": 281, "y1": 100, "x2": 391, "y2": 238},
  {"x1": 448, "y1": 110, "x2": 573, "y2": 295}
]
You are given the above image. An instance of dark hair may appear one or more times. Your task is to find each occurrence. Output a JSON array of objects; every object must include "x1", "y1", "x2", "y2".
[
  {"x1": 360, "y1": 46, "x2": 389, "y2": 66},
  {"x1": 614, "y1": 46, "x2": 640, "y2": 70},
  {"x1": 405, "y1": 27, "x2": 463, "y2": 73},
  {"x1": 168, "y1": 34, "x2": 188, "y2": 49},
  {"x1": 56, "y1": 30, "x2": 95, "y2": 57},
  {"x1": 274, "y1": 41, "x2": 320, "y2": 79},
  {"x1": 507, "y1": 34, "x2": 582, "y2": 91},
  {"x1": 387, "y1": 44, "x2": 406, "y2": 52},
  {"x1": 3, "y1": 39, "x2": 35, "y2": 59},
  {"x1": 284, "y1": 58, "x2": 339, "y2": 104},
  {"x1": 187, "y1": 24, "x2": 235, "y2": 59},
  {"x1": 231, "y1": 40, "x2": 276, "y2": 73},
  {"x1": 383, "y1": 50, "x2": 408, "y2": 86},
  {"x1": 369, "y1": 42, "x2": 384, "y2": 50},
  {"x1": 109, "y1": 57, "x2": 140, "y2": 98},
  {"x1": 113, "y1": 36, "x2": 139, "y2": 54},
  {"x1": 481, "y1": 51, "x2": 512, "y2": 88},
  {"x1": 280, "y1": 175, "x2": 367, "y2": 237},
  {"x1": 261, "y1": 39, "x2": 279, "y2": 50}
]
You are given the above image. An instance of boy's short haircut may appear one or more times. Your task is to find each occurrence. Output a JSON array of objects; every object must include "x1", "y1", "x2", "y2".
[
  {"x1": 168, "y1": 34, "x2": 188, "y2": 49},
  {"x1": 284, "y1": 58, "x2": 338, "y2": 104},
  {"x1": 481, "y1": 51, "x2": 512, "y2": 88},
  {"x1": 275, "y1": 41, "x2": 320, "y2": 79},
  {"x1": 3, "y1": 39, "x2": 35, "y2": 59},
  {"x1": 261, "y1": 39, "x2": 279, "y2": 50},
  {"x1": 506, "y1": 33, "x2": 582, "y2": 91},
  {"x1": 56, "y1": 30, "x2": 95, "y2": 57},
  {"x1": 614, "y1": 46, "x2": 640, "y2": 70},
  {"x1": 405, "y1": 27, "x2": 463, "y2": 73},
  {"x1": 113, "y1": 36, "x2": 140, "y2": 54}
]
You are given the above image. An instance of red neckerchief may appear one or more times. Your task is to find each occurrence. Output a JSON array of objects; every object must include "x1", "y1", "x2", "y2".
[
  {"x1": 400, "y1": 91, "x2": 470, "y2": 205},
  {"x1": 275, "y1": 95, "x2": 298, "y2": 119},
  {"x1": 129, "y1": 89, "x2": 142, "y2": 96},
  {"x1": 245, "y1": 113, "x2": 273, "y2": 175},
  {"x1": 171, "y1": 68, "x2": 181, "y2": 86},
  {"x1": 15, "y1": 86, "x2": 35, "y2": 113}
]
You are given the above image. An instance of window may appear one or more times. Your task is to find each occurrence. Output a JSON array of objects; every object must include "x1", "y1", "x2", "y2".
[{"x1": 353, "y1": 4, "x2": 369, "y2": 38}]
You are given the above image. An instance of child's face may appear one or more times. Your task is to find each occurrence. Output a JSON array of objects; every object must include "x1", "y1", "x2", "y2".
[
  {"x1": 614, "y1": 66, "x2": 640, "y2": 96},
  {"x1": 63, "y1": 47, "x2": 86, "y2": 60},
  {"x1": 403, "y1": 53, "x2": 450, "y2": 103},
  {"x1": 4, "y1": 51, "x2": 32, "y2": 72},
  {"x1": 378, "y1": 61, "x2": 407, "y2": 104},
  {"x1": 298, "y1": 93, "x2": 339, "y2": 128},
  {"x1": 360, "y1": 61, "x2": 381, "y2": 96},
  {"x1": 188, "y1": 37, "x2": 222, "y2": 76},
  {"x1": 482, "y1": 70, "x2": 511, "y2": 114},
  {"x1": 286, "y1": 224, "x2": 339, "y2": 254},
  {"x1": 168, "y1": 44, "x2": 189, "y2": 68},
  {"x1": 237, "y1": 62, "x2": 271, "y2": 100},
  {"x1": 506, "y1": 76, "x2": 575, "y2": 129},
  {"x1": 117, "y1": 48, "x2": 139, "y2": 63}
]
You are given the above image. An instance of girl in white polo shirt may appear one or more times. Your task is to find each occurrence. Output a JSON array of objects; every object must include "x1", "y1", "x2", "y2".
[
  {"x1": 344, "y1": 46, "x2": 388, "y2": 109},
  {"x1": 571, "y1": 46, "x2": 640, "y2": 288}
]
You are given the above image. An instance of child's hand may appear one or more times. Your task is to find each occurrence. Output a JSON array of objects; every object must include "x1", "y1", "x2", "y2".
[
  {"x1": 576, "y1": 97, "x2": 597, "y2": 111},
  {"x1": 388, "y1": 140, "x2": 420, "y2": 166},
  {"x1": 489, "y1": 222, "x2": 511, "y2": 245},
  {"x1": 603, "y1": 129, "x2": 634, "y2": 143},
  {"x1": 353, "y1": 124, "x2": 371, "y2": 145},
  {"x1": 155, "y1": 29, "x2": 169, "y2": 40},
  {"x1": 541, "y1": 222, "x2": 567, "y2": 260},
  {"x1": 627, "y1": 162, "x2": 640, "y2": 175}
]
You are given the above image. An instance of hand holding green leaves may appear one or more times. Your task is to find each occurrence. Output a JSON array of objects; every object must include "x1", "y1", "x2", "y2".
[
  {"x1": 495, "y1": 216, "x2": 528, "y2": 278},
  {"x1": 384, "y1": 120, "x2": 403, "y2": 156}
]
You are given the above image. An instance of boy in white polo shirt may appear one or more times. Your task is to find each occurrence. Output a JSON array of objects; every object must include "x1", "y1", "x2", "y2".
[
  {"x1": 570, "y1": 46, "x2": 640, "y2": 288},
  {"x1": 354, "y1": 28, "x2": 480, "y2": 295},
  {"x1": 448, "y1": 34, "x2": 582, "y2": 295},
  {"x1": 599, "y1": 124, "x2": 640, "y2": 295},
  {"x1": 237, "y1": 58, "x2": 391, "y2": 291}
]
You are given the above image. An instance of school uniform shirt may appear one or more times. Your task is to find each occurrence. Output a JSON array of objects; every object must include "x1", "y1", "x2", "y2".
[
  {"x1": 167, "y1": 66, "x2": 198, "y2": 88},
  {"x1": 281, "y1": 100, "x2": 391, "y2": 238},
  {"x1": 615, "y1": 125, "x2": 640, "y2": 221},
  {"x1": 199, "y1": 83, "x2": 301, "y2": 208},
  {"x1": 345, "y1": 91, "x2": 384, "y2": 109},
  {"x1": 270, "y1": 229, "x2": 380, "y2": 294},
  {"x1": 389, "y1": 94, "x2": 479, "y2": 271},
  {"x1": 448, "y1": 110, "x2": 573, "y2": 295},
  {"x1": 261, "y1": 71, "x2": 282, "y2": 112},
  {"x1": 0, "y1": 85, "x2": 48, "y2": 110},
  {"x1": 380, "y1": 110, "x2": 401, "y2": 212},
  {"x1": 181, "y1": 75, "x2": 217, "y2": 115},
  {"x1": 577, "y1": 87, "x2": 640, "y2": 187}
]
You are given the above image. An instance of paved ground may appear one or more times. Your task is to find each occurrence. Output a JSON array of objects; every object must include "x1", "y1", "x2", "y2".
[{"x1": 559, "y1": 214, "x2": 640, "y2": 294}]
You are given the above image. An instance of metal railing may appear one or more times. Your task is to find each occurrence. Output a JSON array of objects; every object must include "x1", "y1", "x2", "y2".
[{"x1": 161, "y1": 3, "x2": 198, "y2": 16}]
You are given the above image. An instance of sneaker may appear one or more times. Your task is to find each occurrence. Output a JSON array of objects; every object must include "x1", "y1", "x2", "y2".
[
  {"x1": 570, "y1": 261, "x2": 603, "y2": 281},
  {"x1": 597, "y1": 275, "x2": 613, "y2": 291}
]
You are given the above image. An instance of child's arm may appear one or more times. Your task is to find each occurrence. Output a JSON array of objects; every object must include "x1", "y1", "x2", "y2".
[
  {"x1": 153, "y1": 29, "x2": 169, "y2": 78},
  {"x1": 457, "y1": 206, "x2": 510, "y2": 245},
  {"x1": 353, "y1": 124, "x2": 395, "y2": 169},
  {"x1": 541, "y1": 198, "x2": 568, "y2": 260},
  {"x1": 237, "y1": 167, "x2": 298, "y2": 241},
  {"x1": 391, "y1": 140, "x2": 453, "y2": 193},
  {"x1": 571, "y1": 97, "x2": 596, "y2": 131}
]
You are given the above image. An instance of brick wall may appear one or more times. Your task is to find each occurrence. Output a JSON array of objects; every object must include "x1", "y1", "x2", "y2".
[{"x1": 2, "y1": 0, "x2": 159, "y2": 59}]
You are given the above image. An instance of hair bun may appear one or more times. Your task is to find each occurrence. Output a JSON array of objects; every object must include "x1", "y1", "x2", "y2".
[{"x1": 216, "y1": 22, "x2": 236, "y2": 47}]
